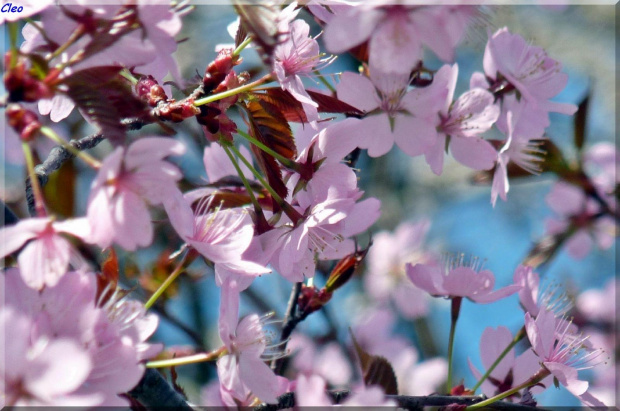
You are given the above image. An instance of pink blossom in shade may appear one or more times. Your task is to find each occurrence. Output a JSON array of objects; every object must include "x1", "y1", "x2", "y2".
[
  {"x1": 0, "y1": 0, "x2": 53, "y2": 24},
  {"x1": 584, "y1": 142, "x2": 619, "y2": 199},
  {"x1": 1, "y1": 268, "x2": 161, "y2": 406},
  {"x1": 86, "y1": 137, "x2": 185, "y2": 251},
  {"x1": 468, "y1": 326, "x2": 550, "y2": 399},
  {"x1": 264, "y1": 175, "x2": 380, "y2": 282},
  {"x1": 1, "y1": 307, "x2": 95, "y2": 407},
  {"x1": 577, "y1": 279, "x2": 616, "y2": 324},
  {"x1": 336, "y1": 67, "x2": 437, "y2": 158},
  {"x1": 524, "y1": 308, "x2": 605, "y2": 407},
  {"x1": 406, "y1": 255, "x2": 521, "y2": 303},
  {"x1": 484, "y1": 27, "x2": 577, "y2": 116},
  {"x1": 288, "y1": 333, "x2": 353, "y2": 387},
  {"x1": 0, "y1": 217, "x2": 90, "y2": 290},
  {"x1": 364, "y1": 220, "x2": 433, "y2": 319},
  {"x1": 409, "y1": 64, "x2": 499, "y2": 176},
  {"x1": 295, "y1": 374, "x2": 397, "y2": 407},
  {"x1": 216, "y1": 296, "x2": 286, "y2": 405},
  {"x1": 323, "y1": 4, "x2": 476, "y2": 75},
  {"x1": 544, "y1": 181, "x2": 616, "y2": 259},
  {"x1": 273, "y1": 19, "x2": 329, "y2": 124}
]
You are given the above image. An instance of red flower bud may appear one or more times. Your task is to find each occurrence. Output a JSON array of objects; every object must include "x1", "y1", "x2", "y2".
[
  {"x1": 136, "y1": 75, "x2": 168, "y2": 107},
  {"x1": 6, "y1": 104, "x2": 42, "y2": 141}
]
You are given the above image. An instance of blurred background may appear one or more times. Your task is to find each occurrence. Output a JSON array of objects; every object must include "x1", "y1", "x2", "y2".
[{"x1": 1, "y1": 3, "x2": 616, "y2": 407}]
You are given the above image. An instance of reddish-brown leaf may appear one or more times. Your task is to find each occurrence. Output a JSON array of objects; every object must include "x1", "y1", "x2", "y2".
[
  {"x1": 96, "y1": 248, "x2": 119, "y2": 305},
  {"x1": 62, "y1": 66, "x2": 149, "y2": 145},
  {"x1": 350, "y1": 331, "x2": 399, "y2": 395},
  {"x1": 252, "y1": 88, "x2": 364, "y2": 123}
]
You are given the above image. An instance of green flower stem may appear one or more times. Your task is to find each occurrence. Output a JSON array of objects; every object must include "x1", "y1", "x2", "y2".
[
  {"x1": 39, "y1": 127, "x2": 102, "y2": 169},
  {"x1": 313, "y1": 70, "x2": 336, "y2": 94},
  {"x1": 446, "y1": 297, "x2": 463, "y2": 393},
  {"x1": 471, "y1": 326, "x2": 526, "y2": 393},
  {"x1": 22, "y1": 142, "x2": 46, "y2": 217},
  {"x1": 466, "y1": 367, "x2": 550, "y2": 410},
  {"x1": 144, "y1": 253, "x2": 189, "y2": 310},
  {"x1": 146, "y1": 347, "x2": 227, "y2": 368},
  {"x1": 236, "y1": 129, "x2": 299, "y2": 171},
  {"x1": 120, "y1": 68, "x2": 139, "y2": 85},
  {"x1": 194, "y1": 74, "x2": 273, "y2": 107},
  {"x1": 220, "y1": 140, "x2": 263, "y2": 214},
  {"x1": 232, "y1": 36, "x2": 253, "y2": 57},
  {"x1": 8, "y1": 22, "x2": 19, "y2": 68},
  {"x1": 228, "y1": 143, "x2": 302, "y2": 223}
]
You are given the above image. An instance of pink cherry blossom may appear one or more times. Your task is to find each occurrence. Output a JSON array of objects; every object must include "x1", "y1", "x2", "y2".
[
  {"x1": 410, "y1": 64, "x2": 499, "y2": 175},
  {"x1": 274, "y1": 19, "x2": 331, "y2": 123},
  {"x1": 576, "y1": 278, "x2": 616, "y2": 324},
  {"x1": 165, "y1": 190, "x2": 268, "y2": 276},
  {"x1": 406, "y1": 255, "x2": 521, "y2": 303},
  {"x1": 468, "y1": 326, "x2": 549, "y2": 398},
  {"x1": 323, "y1": 4, "x2": 476, "y2": 75},
  {"x1": 483, "y1": 27, "x2": 577, "y2": 118},
  {"x1": 525, "y1": 308, "x2": 604, "y2": 406},
  {"x1": 513, "y1": 264, "x2": 571, "y2": 318},
  {"x1": 216, "y1": 308, "x2": 286, "y2": 405},
  {"x1": 490, "y1": 110, "x2": 545, "y2": 206},
  {"x1": 364, "y1": 220, "x2": 433, "y2": 319},
  {"x1": 86, "y1": 137, "x2": 185, "y2": 251},
  {"x1": 1, "y1": 268, "x2": 161, "y2": 406},
  {"x1": 336, "y1": 67, "x2": 436, "y2": 157},
  {"x1": 264, "y1": 171, "x2": 380, "y2": 282},
  {"x1": 0, "y1": 216, "x2": 90, "y2": 289}
]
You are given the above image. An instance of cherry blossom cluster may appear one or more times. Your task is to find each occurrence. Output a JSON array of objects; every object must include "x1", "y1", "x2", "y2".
[{"x1": 1, "y1": 1, "x2": 616, "y2": 409}]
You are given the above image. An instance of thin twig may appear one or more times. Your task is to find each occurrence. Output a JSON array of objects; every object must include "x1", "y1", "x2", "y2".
[
  {"x1": 127, "y1": 368, "x2": 193, "y2": 410},
  {"x1": 254, "y1": 390, "x2": 543, "y2": 411},
  {"x1": 25, "y1": 118, "x2": 145, "y2": 216},
  {"x1": 271, "y1": 282, "x2": 302, "y2": 374}
]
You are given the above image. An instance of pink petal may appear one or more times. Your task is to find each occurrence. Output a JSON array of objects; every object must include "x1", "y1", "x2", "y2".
[
  {"x1": 239, "y1": 353, "x2": 281, "y2": 404},
  {"x1": 393, "y1": 115, "x2": 436, "y2": 157},
  {"x1": 565, "y1": 230, "x2": 592, "y2": 260},
  {"x1": 353, "y1": 114, "x2": 395, "y2": 157},
  {"x1": 369, "y1": 13, "x2": 421, "y2": 75},
  {"x1": 323, "y1": 8, "x2": 383, "y2": 54},
  {"x1": 544, "y1": 362, "x2": 588, "y2": 396},
  {"x1": 0, "y1": 218, "x2": 48, "y2": 258},
  {"x1": 405, "y1": 263, "x2": 445, "y2": 296},
  {"x1": 336, "y1": 72, "x2": 380, "y2": 113},
  {"x1": 424, "y1": 133, "x2": 446, "y2": 176},
  {"x1": 124, "y1": 137, "x2": 185, "y2": 170},
  {"x1": 450, "y1": 136, "x2": 498, "y2": 171}
]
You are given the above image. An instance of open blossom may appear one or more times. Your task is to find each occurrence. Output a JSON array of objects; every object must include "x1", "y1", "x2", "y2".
[
  {"x1": 336, "y1": 66, "x2": 436, "y2": 157},
  {"x1": 513, "y1": 264, "x2": 571, "y2": 318},
  {"x1": 406, "y1": 255, "x2": 521, "y2": 303},
  {"x1": 1, "y1": 268, "x2": 161, "y2": 406},
  {"x1": 0, "y1": 217, "x2": 89, "y2": 289},
  {"x1": 525, "y1": 308, "x2": 605, "y2": 407},
  {"x1": 468, "y1": 326, "x2": 549, "y2": 399},
  {"x1": 323, "y1": 4, "x2": 475, "y2": 75},
  {"x1": 216, "y1": 306, "x2": 286, "y2": 405},
  {"x1": 274, "y1": 19, "x2": 329, "y2": 123},
  {"x1": 483, "y1": 27, "x2": 577, "y2": 118},
  {"x1": 263, "y1": 169, "x2": 380, "y2": 282},
  {"x1": 364, "y1": 220, "x2": 433, "y2": 319},
  {"x1": 86, "y1": 137, "x2": 185, "y2": 251},
  {"x1": 412, "y1": 64, "x2": 499, "y2": 175}
]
